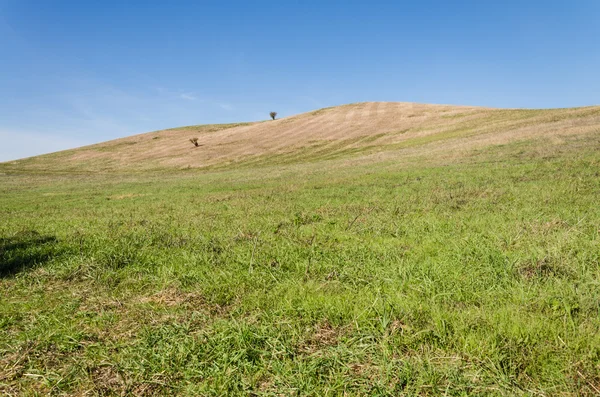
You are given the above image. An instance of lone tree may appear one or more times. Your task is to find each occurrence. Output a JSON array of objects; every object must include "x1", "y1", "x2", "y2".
[
  {"x1": 189, "y1": 137, "x2": 199, "y2": 147},
  {"x1": 270, "y1": 111, "x2": 277, "y2": 120}
]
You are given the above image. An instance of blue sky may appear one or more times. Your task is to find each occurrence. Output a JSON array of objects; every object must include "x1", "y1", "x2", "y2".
[{"x1": 1, "y1": 0, "x2": 599, "y2": 161}]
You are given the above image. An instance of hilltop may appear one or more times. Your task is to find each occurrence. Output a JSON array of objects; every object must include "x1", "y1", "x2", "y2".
[{"x1": 3, "y1": 101, "x2": 600, "y2": 173}]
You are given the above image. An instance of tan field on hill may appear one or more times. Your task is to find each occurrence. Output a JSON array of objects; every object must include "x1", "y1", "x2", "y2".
[{"x1": 3, "y1": 102, "x2": 600, "y2": 172}]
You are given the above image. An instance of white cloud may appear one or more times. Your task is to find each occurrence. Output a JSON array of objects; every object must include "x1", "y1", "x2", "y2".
[{"x1": 179, "y1": 93, "x2": 197, "y2": 101}]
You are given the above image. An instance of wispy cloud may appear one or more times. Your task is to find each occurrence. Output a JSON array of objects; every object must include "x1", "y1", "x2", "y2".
[
  {"x1": 0, "y1": 75, "x2": 247, "y2": 162},
  {"x1": 218, "y1": 102, "x2": 234, "y2": 111},
  {"x1": 153, "y1": 87, "x2": 234, "y2": 110},
  {"x1": 56, "y1": 83, "x2": 145, "y2": 139},
  {"x1": 179, "y1": 93, "x2": 197, "y2": 101},
  {"x1": 153, "y1": 87, "x2": 197, "y2": 101}
]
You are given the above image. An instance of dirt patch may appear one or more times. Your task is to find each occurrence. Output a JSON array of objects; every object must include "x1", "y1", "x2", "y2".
[
  {"x1": 518, "y1": 257, "x2": 570, "y2": 280},
  {"x1": 138, "y1": 288, "x2": 204, "y2": 307},
  {"x1": 89, "y1": 365, "x2": 127, "y2": 395},
  {"x1": 297, "y1": 321, "x2": 348, "y2": 355},
  {"x1": 137, "y1": 287, "x2": 230, "y2": 316}
]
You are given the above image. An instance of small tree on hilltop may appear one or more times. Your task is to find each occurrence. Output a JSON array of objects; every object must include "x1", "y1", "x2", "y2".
[
  {"x1": 270, "y1": 111, "x2": 277, "y2": 120},
  {"x1": 189, "y1": 137, "x2": 199, "y2": 147}
]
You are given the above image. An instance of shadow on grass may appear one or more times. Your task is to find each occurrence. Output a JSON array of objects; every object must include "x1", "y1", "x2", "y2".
[{"x1": 0, "y1": 231, "x2": 58, "y2": 278}]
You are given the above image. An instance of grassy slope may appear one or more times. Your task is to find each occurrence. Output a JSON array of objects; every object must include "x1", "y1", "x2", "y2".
[{"x1": 1, "y1": 104, "x2": 600, "y2": 395}]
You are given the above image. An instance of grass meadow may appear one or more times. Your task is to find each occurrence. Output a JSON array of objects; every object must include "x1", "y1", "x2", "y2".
[{"x1": 1, "y1": 133, "x2": 600, "y2": 395}]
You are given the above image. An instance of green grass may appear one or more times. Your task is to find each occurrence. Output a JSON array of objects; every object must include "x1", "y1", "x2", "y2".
[{"x1": 1, "y1": 133, "x2": 600, "y2": 396}]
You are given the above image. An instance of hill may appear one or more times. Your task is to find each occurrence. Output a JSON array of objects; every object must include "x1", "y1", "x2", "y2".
[
  {"x1": 1, "y1": 102, "x2": 600, "y2": 395},
  {"x1": 3, "y1": 102, "x2": 600, "y2": 172}
]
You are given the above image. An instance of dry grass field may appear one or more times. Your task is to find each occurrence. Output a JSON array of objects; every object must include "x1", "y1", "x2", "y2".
[{"x1": 4, "y1": 102, "x2": 599, "y2": 172}]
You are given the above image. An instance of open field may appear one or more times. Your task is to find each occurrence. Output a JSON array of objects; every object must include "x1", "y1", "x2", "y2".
[{"x1": 1, "y1": 103, "x2": 600, "y2": 395}]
